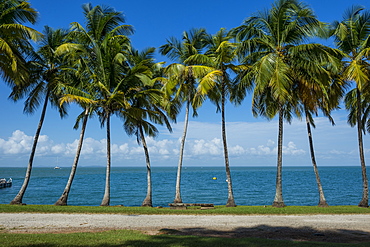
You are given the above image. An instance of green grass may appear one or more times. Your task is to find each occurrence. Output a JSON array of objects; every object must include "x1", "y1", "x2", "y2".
[
  {"x1": 0, "y1": 229, "x2": 369, "y2": 247},
  {"x1": 0, "y1": 204, "x2": 369, "y2": 215}
]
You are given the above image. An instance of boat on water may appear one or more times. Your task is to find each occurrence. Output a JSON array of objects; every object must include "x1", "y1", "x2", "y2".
[
  {"x1": 54, "y1": 157, "x2": 61, "y2": 169},
  {"x1": 0, "y1": 178, "x2": 12, "y2": 188}
]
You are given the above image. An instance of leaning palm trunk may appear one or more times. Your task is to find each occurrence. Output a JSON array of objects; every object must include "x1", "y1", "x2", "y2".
[
  {"x1": 174, "y1": 99, "x2": 190, "y2": 203},
  {"x1": 10, "y1": 92, "x2": 50, "y2": 205},
  {"x1": 356, "y1": 89, "x2": 369, "y2": 207},
  {"x1": 140, "y1": 126, "x2": 152, "y2": 207},
  {"x1": 272, "y1": 109, "x2": 285, "y2": 207},
  {"x1": 221, "y1": 84, "x2": 236, "y2": 207},
  {"x1": 55, "y1": 108, "x2": 89, "y2": 206},
  {"x1": 305, "y1": 112, "x2": 328, "y2": 207},
  {"x1": 101, "y1": 114, "x2": 111, "y2": 206}
]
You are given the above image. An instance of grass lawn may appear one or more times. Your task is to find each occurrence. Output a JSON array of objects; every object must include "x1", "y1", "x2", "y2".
[{"x1": 0, "y1": 204, "x2": 369, "y2": 215}]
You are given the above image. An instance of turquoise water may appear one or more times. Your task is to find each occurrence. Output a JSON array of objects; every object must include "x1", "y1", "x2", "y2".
[{"x1": 0, "y1": 166, "x2": 366, "y2": 206}]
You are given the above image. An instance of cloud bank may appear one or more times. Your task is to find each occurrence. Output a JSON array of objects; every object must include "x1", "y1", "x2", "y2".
[
  {"x1": 0, "y1": 115, "x2": 367, "y2": 167},
  {"x1": 0, "y1": 130, "x2": 305, "y2": 158}
]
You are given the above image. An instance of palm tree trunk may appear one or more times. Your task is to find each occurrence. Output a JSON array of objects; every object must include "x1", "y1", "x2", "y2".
[
  {"x1": 356, "y1": 89, "x2": 369, "y2": 207},
  {"x1": 174, "y1": 98, "x2": 190, "y2": 203},
  {"x1": 305, "y1": 112, "x2": 328, "y2": 207},
  {"x1": 140, "y1": 126, "x2": 152, "y2": 207},
  {"x1": 272, "y1": 109, "x2": 285, "y2": 208},
  {"x1": 10, "y1": 92, "x2": 49, "y2": 205},
  {"x1": 101, "y1": 113, "x2": 111, "y2": 206},
  {"x1": 55, "y1": 108, "x2": 89, "y2": 206},
  {"x1": 221, "y1": 83, "x2": 236, "y2": 207}
]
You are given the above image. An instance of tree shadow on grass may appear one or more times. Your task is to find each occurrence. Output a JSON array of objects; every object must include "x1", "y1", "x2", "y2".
[
  {"x1": 169, "y1": 225, "x2": 370, "y2": 243},
  {"x1": 7, "y1": 225, "x2": 370, "y2": 247},
  {"x1": 122, "y1": 225, "x2": 370, "y2": 247}
]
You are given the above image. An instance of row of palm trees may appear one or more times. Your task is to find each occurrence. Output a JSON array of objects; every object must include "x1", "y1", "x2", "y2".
[{"x1": 1, "y1": 0, "x2": 369, "y2": 208}]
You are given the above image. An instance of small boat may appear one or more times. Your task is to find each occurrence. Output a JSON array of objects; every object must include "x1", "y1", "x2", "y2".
[
  {"x1": 54, "y1": 157, "x2": 60, "y2": 169},
  {"x1": 54, "y1": 157, "x2": 61, "y2": 169},
  {"x1": 0, "y1": 178, "x2": 12, "y2": 188}
]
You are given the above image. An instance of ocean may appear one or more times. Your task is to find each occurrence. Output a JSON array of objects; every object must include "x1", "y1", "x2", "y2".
[{"x1": 0, "y1": 166, "x2": 367, "y2": 207}]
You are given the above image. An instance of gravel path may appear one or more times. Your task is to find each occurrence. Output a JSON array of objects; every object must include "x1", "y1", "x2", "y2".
[{"x1": 1, "y1": 213, "x2": 370, "y2": 243}]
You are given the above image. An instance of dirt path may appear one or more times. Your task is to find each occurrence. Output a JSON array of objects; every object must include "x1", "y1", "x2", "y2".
[{"x1": 1, "y1": 213, "x2": 370, "y2": 243}]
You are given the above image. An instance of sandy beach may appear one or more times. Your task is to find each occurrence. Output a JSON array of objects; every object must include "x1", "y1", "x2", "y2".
[{"x1": 1, "y1": 213, "x2": 370, "y2": 243}]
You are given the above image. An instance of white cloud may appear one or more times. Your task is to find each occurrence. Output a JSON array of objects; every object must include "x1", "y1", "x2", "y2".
[
  {"x1": 241, "y1": 140, "x2": 305, "y2": 156},
  {"x1": 51, "y1": 143, "x2": 66, "y2": 154},
  {"x1": 283, "y1": 141, "x2": 306, "y2": 155},
  {"x1": 112, "y1": 143, "x2": 129, "y2": 155},
  {"x1": 130, "y1": 145, "x2": 144, "y2": 155},
  {"x1": 80, "y1": 138, "x2": 106, "y2": 155},
  {"x1": 0, "y1": 130, "x2": 51, "y2": 155},
  {"x1": 191, "y1": 138, "x2": 222, "y2": 156},
  {"x1": 229, "y1": 145, "x2": 245, "y2": 155},
  {"x1": 249, "y1": 145, "x2": 273, "y2": 155}
]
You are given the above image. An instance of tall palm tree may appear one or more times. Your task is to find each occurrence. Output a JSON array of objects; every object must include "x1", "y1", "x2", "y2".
[
  {"x1": 64, "y1": 3, "x2": 133, "y2": 206},
  {"x1": 0, "y1": 0, "x2": 41, "y2": 85},
  {"x1": 10, "y1": 26, "x2": 69, "y2": 205},
  {"x1": 120, "y1": 47, "x2": 173, "y2": 207},
  {"x1": 233, "y1": 0, "x2": 326, "y2": 207},
  {"x1": 332, "y1": 6, "x2": 370, "y2": 208},
  {"x1": 206, "y1": 29, "x2": 239, "y2": 207},
  {"x1": 293, "y1": 52, "x2": 344, "y2": 207},
  {"x1": 53, "y1": 28, "x2": 100, "y2": 206},
  {"x1": 192, "y1": 28, "x2": 243, "y2": 207},
  {"x1": 160, "y1": 28, "x2": 218, "y2": 203}
]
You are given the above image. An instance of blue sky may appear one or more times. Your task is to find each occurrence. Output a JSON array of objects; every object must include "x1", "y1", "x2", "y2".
[{"x1": 0, "y1": 0, "x2": 369, "y2": 168}]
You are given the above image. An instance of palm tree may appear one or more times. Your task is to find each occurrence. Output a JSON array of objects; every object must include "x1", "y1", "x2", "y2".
[
  {"x1": 332, "y1": 6, "x2": 370, "y2": 208},
  {"x1": 64, "y1": 3, "x2": 133, "y2": 206},
  {"x1": 10, "y1": 26, "x2": 69, "y2": 205},
  {"x1": 53, "y1": 26, "x2": 101, "y2": 206},
  {"x1": 293, "y1": 53, "x2": 344, "y2": 207},
  {"x1": 192, "y1": 28, "x2": 243, "y2": 207},
  {"x1": 233, "y1": 0, "x2": 326, "y2": 207},
  {"x1": 160, "y1": 28, "x2": 218, "y2": 203},
  {"x1": 0, "y1": 0, "x2": 41, "y2": 85},
  {"x1": 115, "y1": 47, "x2": 172, "y2": 207}
]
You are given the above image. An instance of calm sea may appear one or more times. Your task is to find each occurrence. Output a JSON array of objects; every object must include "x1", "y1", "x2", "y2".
[{"x1": 0, "y1": 166, "x2": 367, "y2": 207}]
